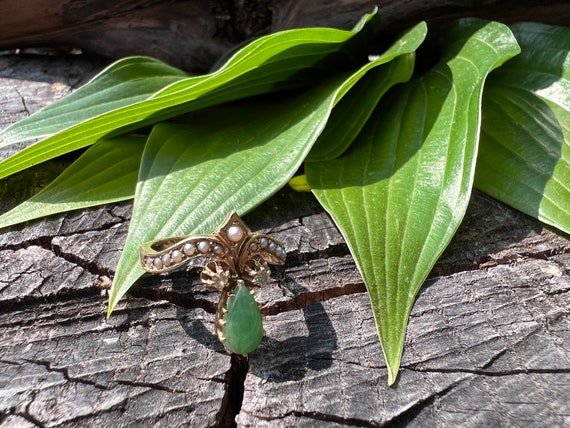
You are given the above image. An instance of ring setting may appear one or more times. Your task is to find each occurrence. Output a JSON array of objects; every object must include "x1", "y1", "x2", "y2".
[{"x1": 139, "y1": 211, "x2": 286, "y2": 355}]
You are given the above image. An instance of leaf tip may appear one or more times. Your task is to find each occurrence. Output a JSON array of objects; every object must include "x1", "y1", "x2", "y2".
[
  {"x1": 106, "y1": 297, "x2": 117, "y2": 319},
  {"x1": 387, "y1": 364, "x2": 399, "y2": 387},
  {"x1": 289, "y1": 174, "x2": 312, "y2": 192}
]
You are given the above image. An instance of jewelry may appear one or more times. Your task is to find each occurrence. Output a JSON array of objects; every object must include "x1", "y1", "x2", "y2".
[{"x1": 139, "y1": 211, "x2": 286, "y2": 355}]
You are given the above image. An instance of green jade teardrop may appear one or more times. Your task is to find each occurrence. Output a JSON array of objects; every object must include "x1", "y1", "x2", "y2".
[{"x1": 222, "y1": 283, "x2": 264, "y2": 355}]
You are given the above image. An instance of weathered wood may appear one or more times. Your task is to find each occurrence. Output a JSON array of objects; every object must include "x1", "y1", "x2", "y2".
[
  {"x1": 1, "y1": 54, "x2": 570, "y2": 427},
  {"x1": 0, "y1": 1, "x2": 569, "y2": 71}
]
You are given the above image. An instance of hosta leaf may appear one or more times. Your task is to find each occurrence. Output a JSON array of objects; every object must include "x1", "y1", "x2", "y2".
[
  {"x1": 307, "y1": 22, "x2": 427, "y2": 162},
  {"x1": 0, "y1": 57, "x2": 189, "y2": 145},
  {"x1": 306, "y1": 19, "x2": 519, "y2": 385},
  {"x1": 0, "y1": 136, "x2": 145, "y2": 229},
  {"x1": 476, "y1": 23, "x2": 570, "y2": 234},
  {"x1": 107, "y1": 33, "x2": 412, "y2": 315},
  {"x1": 0, "y1": 10, "x2": 379, "y2": 182},
  {"x1": 107, "y1": 78, "x2": 346, "y2": 315}
]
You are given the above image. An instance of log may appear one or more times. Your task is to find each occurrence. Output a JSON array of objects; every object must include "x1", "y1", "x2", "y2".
[
  {"x1": 1, "y1": 51, "x2": 570, "y2": 427},
  {"x1": 0, "y1": 0, "x2": 569, "y2": 71}
]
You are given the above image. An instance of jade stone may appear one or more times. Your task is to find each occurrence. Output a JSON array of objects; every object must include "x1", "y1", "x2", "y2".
[{"x1": 222, "y1": 283, "x2": 263, "y2": 355}]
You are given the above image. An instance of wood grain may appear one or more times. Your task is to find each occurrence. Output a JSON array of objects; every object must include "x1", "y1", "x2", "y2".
[
  {"x1": 0, "y1": 1, "x2": 568, "y2": 71},
  {"x1": 1, "y1": 53, "x2": 569, "y2": 426}
]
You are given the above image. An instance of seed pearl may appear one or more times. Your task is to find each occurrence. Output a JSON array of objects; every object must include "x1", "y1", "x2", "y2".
[
  {"x1": 227, "y1": 225, "x2": 244, "y2": 242},
  {"x1": 183, "y1": 243, "x2": 196, "y2": 256},
  {"x1": 198, "y1": 241, "x2": 211, "y2": 253},
  {"x1": 145, "y1": 258, "x2": 154, "y2": 269},
  {"x1": 269, "y1": 241, "x2": 276, "y2": 251},
  {"x1": 249, "y1": 242, "x2": 258, "y2": 251},
  {"x1": 213, "y1": 244, "x2": 224, "y2": 255},
  {"x1": 259, "y1": 237, "x2": 268, "y2": 248},
  {"x1": 161, "y1": 254, "x2": 171, "y2": 267},
  {"x1": 172, "y1": 250, "x2": 183, "y2": 263},
  {"x1": 153, "y1": 257, "x2": 163, "y2": 269}
]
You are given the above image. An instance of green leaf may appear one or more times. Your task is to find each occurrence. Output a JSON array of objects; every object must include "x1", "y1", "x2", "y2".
[
  {"x1": 0, "y1": 136, "x2": 144, "y2": 229},
  {"x1": 306, "y1": 19, "x2": 520, "y2": 385},
  {"x1": 0, "y1": 11, "x2": 380, "y2": 182},
  {"x1": 307, "y1": 22, "x2": 427, "y2": 162},
  {"x1": 0, "y1": 57, "x2": 189, "y2": 145},
  {"x1": 107, "y1": 35, "x2": 404, "y2": 315},
  {"x1": 106, "y1": 78, "x2": 346, "y2": 315},
  {"x1": 476, "y1": 23, "x2": 570, "y2": 234}
]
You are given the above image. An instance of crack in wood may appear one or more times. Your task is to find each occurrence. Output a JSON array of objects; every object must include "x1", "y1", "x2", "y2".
[
  {"x1": 381, "y1": 380, "x2": 461, "y2": 427},
  {"x1": 129, "y1": 283, "x2": 217, "y2": 314},
  {"x1": 3, "y1": 408, "x2": 46, "y2": 428},
  {"x1": 262, "y1": 281, "x2": 366, "y2": 316},
  {"x1": 214, "y1": 354, "x2": 249, "y2": 428},
  {"x1": 242, "y1": 408, "x2": 382, "y2": 427},
  {"x1": 407, "y1": 366, "x2": 570, "y2": 377},
  {"x1": 430, "y1": 244, "x2": 570, "y2": 278},
  {"x1": 23, "y1": 358, "x2": 110, "y2": 390},
  {"x1": 114, "y1": 378, "x2": 187, "y2": 394}
]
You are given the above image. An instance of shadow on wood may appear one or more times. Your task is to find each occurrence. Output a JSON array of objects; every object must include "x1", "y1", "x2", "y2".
[{"x1": 1, "y1": 42, "x2": 569, "y2": 427}]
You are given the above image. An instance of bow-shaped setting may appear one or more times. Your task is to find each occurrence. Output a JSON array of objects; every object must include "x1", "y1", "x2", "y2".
[{"x1": 139, "y1": 211, "x2": 286, "y2": 355}]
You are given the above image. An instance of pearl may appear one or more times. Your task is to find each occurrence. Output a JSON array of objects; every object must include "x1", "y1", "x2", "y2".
[
  {"x1": 153, "y1": 257, "x2": 163, "y2": 269},
  {"x1": 145, "y1": 258, "x2": 154, "y2": 269},
  {"x1": 259, "y1": 237, "x2": 268, "y2": 249},
  {"x1": 198, "y1": 241, "x2": 210, "y2": 253},
  {"x1": 161, "y1": 254, "x2": 171, "y2": 267},
  {"x1": 227, "y1": 225, "x2": 244, "y2": 242},
  {"x1": 249, "y1": 242, "x2": 258, "y2": 251},
  {"x1": 183, "y1": 243, "x2": 196, "y2": 256},
  {"x1": 172, "y1": 250, "x2": 183, "y2": 263},
  {"x1": 269, "y1": 241, "x2": 276, "y2": 251},
  {"x1": 213, "y1": 244, "x2": 224, "y2": 255}
]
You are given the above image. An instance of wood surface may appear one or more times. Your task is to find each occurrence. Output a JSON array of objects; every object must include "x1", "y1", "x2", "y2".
[
  {"x1": 0, "y1": 0, "x2": 569, "y2": 71},
  {"x1": 1, "y1": 41, "x2": 570, "y2": 428}
]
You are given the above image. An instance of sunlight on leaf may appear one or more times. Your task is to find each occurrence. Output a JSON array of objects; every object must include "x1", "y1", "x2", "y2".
[
  {"x1": 306, "y1": 19, "x2": 520, "y2": 385},
  {"x1": 107, "y1": 76, "x2": 349, "y2": 315},
  {"x1": 0, "y1": 136, "x2": 145, "y2": 229},
  {"x1": 476, "y1": 23, "x2": 570, "y2": 234},
  {"x1": 0, "y1": 11, "x2": 380, "y2": 182},
  {"x1": 0, "y1": 57, "x2": 189, "y2": 146},
  {"x1": 107, "y1": 16, "x2": 425, "y2": 315},
  {"x1": 307, "y1": 22, "x2": 427, "y2": 162}
]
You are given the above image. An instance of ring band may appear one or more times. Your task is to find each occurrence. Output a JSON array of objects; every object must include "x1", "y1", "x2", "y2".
[
  {"x1": 139, "y1": 211, "x2": 286, "y2": 276},
  {"x1": 139, "y1": 211, "x2": 286, "y2": 355}
]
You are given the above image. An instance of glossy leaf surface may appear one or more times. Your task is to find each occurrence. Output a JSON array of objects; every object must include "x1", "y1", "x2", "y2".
[
  {"x1": 476, "y1": 23, "x2": 570, "y2": 234},
  {"x1": 0, "y1": 136, "x2": 145, "y2": 229},
  {"x1": 307, "y1": 22, "x2": 427, "y2": 162},
  {"x1": 0, "y1": 11, "x2": 379, "y2": 181},
  {"x1": 306, "y1": 19, "x2": 520, "y2": 385},
  {"x1": 107, "y1": 18, "x2": 424, "y2": 315},
  {"x1": 0, "y1": 57, "x2": 189, "y2": 146},
  {"x1": 107, "y1": 77, "x2": 347, "y2": 314}
]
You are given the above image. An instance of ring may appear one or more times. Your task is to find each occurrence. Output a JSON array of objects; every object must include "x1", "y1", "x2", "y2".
[{"x1": 139, "y1": 211, "x2": 286, "y2": 355}]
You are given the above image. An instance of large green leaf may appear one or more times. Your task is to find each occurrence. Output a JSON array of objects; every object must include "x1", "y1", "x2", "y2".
[
  {"x1": 0, "y1": 136, "x2": 145, "y2": 229},
  {"x1": 0, "y1": 10, "x2": 380, "y2": 182},
  {"x1": 106, "y1": 19, "x2": 422, "y2": 315},
  {"x1": 476, "y1": 23, "x2": 570, "y2": 234},
  {"x1": 307, "y1": 22, "x2": 427, "y2": 162},
  {"x1": 106, "y1": 79, "x2": 342, "y2": 315},
  {"x1": 306, "y1": 19, "x2": 520, "y2": 385},
  {"x1": 0, "y1": 57, "x2": 189, "y2": 146}
]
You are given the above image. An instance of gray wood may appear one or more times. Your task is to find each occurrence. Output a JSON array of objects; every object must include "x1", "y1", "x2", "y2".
[{"x1": 1, "y1": 54, "x2": 569, "y2": 427}]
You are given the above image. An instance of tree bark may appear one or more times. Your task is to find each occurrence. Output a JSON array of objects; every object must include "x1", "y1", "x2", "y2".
[
  {"x1": 1, "y1": 54, "x2": 570, "y2": 426},
  {"x1": 0, "y1": 0, "x2": 569, "y2": 71}
]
